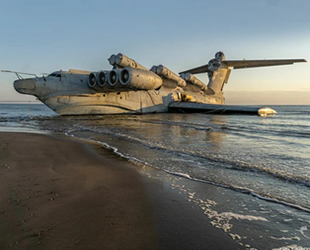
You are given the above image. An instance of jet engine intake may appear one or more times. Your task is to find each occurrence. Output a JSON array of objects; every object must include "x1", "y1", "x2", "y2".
[
  {"x1": 98, "y1": 70, "x2": 109, "y2": 87},
  {"x1": 88, "y1": 72, "x2": 97, "y2": 88},
  {"x1": 120, "y1": 67, "x2": 163, "y2": 90},
  {"x1": 108, "y1": 69, "x2": 120, "y2": 86}
]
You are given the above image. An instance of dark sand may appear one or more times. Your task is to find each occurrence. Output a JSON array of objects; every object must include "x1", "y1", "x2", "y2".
[{"x1": 0, "y1": 132, "x2": 241, "y2": 249}]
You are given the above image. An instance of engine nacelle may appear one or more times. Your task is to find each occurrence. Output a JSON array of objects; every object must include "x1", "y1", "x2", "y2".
[
  {"x1": 108, "y1": 69, "x2": 120, "y2": 86},
  {"x1": 154, "y1": 65, "x2": 186, "y2": 88},
  {"x1": 97, "y1": 70, "x2": 109, "y2": 87},
  {"x1": 119, "y1": 67, "x2": 163, "y2": 90},
  {"x1": 88, "y1": 72, "x2": 97, "y2": 88},
  {"x1": 108, "y1": 53, "x2": 148, "y2": 71},
  {"x1": 87, "y1": 72, "x2": 100, "y2": 90},
  {"x1": 88, "y1": 71, "x2": 112, "y2": 91}
]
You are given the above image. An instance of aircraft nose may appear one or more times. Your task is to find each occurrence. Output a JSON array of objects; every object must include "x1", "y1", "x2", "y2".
[{"x1": 14, "y1": 78, "x2": 36, "y2": 93}]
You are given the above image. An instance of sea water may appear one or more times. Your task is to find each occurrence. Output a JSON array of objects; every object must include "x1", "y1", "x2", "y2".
[{"x1": 1, "y1": 104, "x2": 310, "y2": 249}]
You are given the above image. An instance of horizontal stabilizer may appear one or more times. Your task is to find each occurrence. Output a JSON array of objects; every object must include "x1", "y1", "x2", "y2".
[
  {"x1": 168, "y1": 102, "x2": 277, "y2": 116},
  {"x1": 179, "y1": 64, "x2": 209, "y2": 74},
  {"x1": 224, "y1": 59, "x2": 306, "y2": 69},
  {"x1": 179, "y1": 59, "x2": 306, "y2": 74}
]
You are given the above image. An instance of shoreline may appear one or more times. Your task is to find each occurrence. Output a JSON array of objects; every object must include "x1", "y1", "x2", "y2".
[
  {"x1": 66, "y1": 132, "x2": 310, "y2": 215},
  {"x1": 0, "y1": 132, "x2": 241, "y2": 250}
]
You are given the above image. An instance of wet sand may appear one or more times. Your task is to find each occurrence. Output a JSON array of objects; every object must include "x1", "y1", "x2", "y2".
[{"x1": 0, "y1": 132, "x2": 241, "y2": 250}]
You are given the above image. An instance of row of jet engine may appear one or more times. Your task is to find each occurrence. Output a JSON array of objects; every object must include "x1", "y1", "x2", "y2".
[{"x1": 88, "y1": 53, "x2": 208, "y2": 93}]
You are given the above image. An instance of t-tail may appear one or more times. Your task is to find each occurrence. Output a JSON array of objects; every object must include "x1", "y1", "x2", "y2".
[{"x1": 179, "y1": 52, "x2": 307, "y2": 95}]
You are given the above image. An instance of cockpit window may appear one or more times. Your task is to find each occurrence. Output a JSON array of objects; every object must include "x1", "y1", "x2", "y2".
[{"x1": 48, "y1": 73, "x2": 61, "y2": 77}]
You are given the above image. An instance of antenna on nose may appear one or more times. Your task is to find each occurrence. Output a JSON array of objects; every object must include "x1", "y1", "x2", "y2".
[{"x1": 1, "y1": 70, "x2": 38, "y2": 79}]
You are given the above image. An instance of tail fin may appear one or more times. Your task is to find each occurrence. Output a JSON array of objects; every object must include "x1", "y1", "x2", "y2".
[{"x1": 179, "y1": 52, "x2": 306, "y2": 95}]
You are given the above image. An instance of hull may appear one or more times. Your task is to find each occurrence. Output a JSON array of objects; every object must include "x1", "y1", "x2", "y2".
[
  {"x1": 11, "y1": 63, "x2": 226, "y2": 116},
  {"x1": 40, "y1": 88, "x2": 224, "y2": 115},
  {"x1": 13, "y1": 72, "x2": 276, "y2": 116}
]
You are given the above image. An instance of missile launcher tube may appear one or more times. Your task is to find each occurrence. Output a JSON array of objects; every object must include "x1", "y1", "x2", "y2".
[
  {"x1": 108, "y1": 54, "x2": 117, "y2": 66},
  {"x1": 151, "y1": 66, "x2": 177, "y2": 88},
  {"x1": 181, "y1": 73, "x2": 206, "y2": 90},
  {"x1": 156, "y1": 65, "x2": 186, "y2": 88},
  {"x1": 108, "y1": 53, "x2": 148, "y2": 71},
  {"x1": 162, "y1": 79, "x2": 180, "y2": 89},
  {"x1": 150, "y1": 65, "x2": 157, "y2": 73}
]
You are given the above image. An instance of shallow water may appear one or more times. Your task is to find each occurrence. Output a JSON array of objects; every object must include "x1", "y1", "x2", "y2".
[{"x1": 1, "y1": 103, "x2": 310, "y2": 248}]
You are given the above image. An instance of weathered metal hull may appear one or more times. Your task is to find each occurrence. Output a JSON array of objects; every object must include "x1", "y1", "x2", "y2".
[
  {"x1": 42, "y1": 92, "x2": 167, "y2": 115},
  {"x1": 13, "y1": 74, "x2": 276, "y2": 116},
  {"x1": 39, "y1": 88, "x2": 224, "y2": 115},
  {"x1": 12, "y1": 72, "x2": 226, "y2": 115}
]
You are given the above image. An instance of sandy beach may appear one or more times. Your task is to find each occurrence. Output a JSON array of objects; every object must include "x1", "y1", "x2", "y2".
[{"x1": 0, "y1": 132, "x2": 241, "y2": 250}]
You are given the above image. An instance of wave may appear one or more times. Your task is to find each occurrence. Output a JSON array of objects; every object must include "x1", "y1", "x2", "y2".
[
  {"x1": 64, "y1": 133, "x2": 152, "y2": 168},
  {"x1": 224, "y1": 122, "x2": 310, "y2": 140},
  {"x1": 127, "y1": 117, "x2": 310, "y2": 150},
  {"x1": 164, "y1": 171, "x2": 310, "y2": 214},
  {"x1": 0, "y1": 115, "x2": 53, "y2": 122},
  {"x1": 63, "y1": 126, "x2": 310, "y2": 189},
  {"x1": 64, "y1": 132, "x2": 310, "y2": 214}
]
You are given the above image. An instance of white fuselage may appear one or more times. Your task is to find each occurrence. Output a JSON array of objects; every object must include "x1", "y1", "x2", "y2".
[{"x1": 14, "y1": 72, "x2": 224, "y2": 115}]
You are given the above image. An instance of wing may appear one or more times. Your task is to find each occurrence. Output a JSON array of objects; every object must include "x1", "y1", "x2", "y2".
[
  {"x1": 168, "y1": 102, "x2": 276, "y2": 116},
  {"x1": 223, "y1": 59, "x2": 307, "y2": 69}
]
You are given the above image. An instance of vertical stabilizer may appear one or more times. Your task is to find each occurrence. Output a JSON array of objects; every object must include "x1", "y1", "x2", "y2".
[
  {"x1": 179, "y1": 52, "x2": 231, "y2": 95},
  {"x1": 203, "y1": 52, "x2": 231, "y2": 94},
  {"x1": 207, "y1": 67, "x2": 230, "y2": 94}
]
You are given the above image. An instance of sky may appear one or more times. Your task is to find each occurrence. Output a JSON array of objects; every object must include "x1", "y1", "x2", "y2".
[{"x1": 0, "y1": 0, "x2": 310, "y2": 104}]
